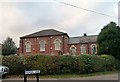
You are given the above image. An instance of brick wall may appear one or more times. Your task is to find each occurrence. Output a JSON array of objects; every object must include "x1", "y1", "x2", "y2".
[
  {"x1": 19, "y1": 35, "x2": 97, "y2": 55},
  {"x1": 68, "y1": 42, "x2": 97, "y2": 55},
  {"x1": 19, "y1": 34, "x2": 69, "y2": 55}
]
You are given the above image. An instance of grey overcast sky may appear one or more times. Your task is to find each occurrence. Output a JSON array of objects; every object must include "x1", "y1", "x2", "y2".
[{"x1": 0, "y1": 0, "x2": 119, "y2": 47}]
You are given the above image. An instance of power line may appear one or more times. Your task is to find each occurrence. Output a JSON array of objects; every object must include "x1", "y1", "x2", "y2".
[{"x1": 54, "y1": 0, "x2": 119, "y2": 19}]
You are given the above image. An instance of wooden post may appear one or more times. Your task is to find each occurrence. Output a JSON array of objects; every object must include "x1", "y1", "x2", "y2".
[
  {"x1": 36, "y1": 74, "x2": 39, "y2": 82},
  {"x1": 24, "y1": 71, "x2": 27, "y2": 82},
  {"x1": 24, "y1": 70, "x2": 40, "y2": 82}
]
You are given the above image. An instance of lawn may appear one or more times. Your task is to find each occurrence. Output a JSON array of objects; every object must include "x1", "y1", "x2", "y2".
[{"x1": 7, "y1": 71, "x2": 118, "y2": 79}]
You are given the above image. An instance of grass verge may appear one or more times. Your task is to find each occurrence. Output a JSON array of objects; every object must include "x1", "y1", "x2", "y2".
[{"x1": 7, "y1": 71, "x2": 118, "y2": 79}]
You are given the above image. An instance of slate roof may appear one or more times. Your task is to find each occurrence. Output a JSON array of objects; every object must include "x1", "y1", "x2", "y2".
[
  {"x1": 20, "y1": 29, "x2": 68, "y2": 38},
  {"x1": 69, "y1": 35, "x2": 97, "y2": 44}
]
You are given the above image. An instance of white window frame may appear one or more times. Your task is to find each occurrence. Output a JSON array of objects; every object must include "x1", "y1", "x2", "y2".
[
  {"x1": 25, "y1": 41, "x2": 31, "y2": 52},
  {"x1": 54, "y1": 38, "x2": 61, "y2": 50},
  {"x1": 90, "y1": 44, "x2": 97, "y2": 54},
  {"x1": 70, "y1": 45, "x2": 76, "y2": 56},
  {"x1": 39, "y1": 40, "x2": 46, "y2": 51},
  {"x1": 80, "y1": 45, "x2": 86, "y2": 54}
]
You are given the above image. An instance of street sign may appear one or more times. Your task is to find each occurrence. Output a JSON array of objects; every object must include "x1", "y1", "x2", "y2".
[
  {"x1": 24, "y1": 70, "x2": 40, "y2": 82},
  {"x1": 25, "y1": 70, "x2": 40, "y2": 75}
]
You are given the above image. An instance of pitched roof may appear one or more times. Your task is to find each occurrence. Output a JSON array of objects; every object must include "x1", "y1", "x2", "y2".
[
  {"x1": 69, "y1": 35, "x2": 97, "y2": 44},
  {"x1": 20, "y1": 29, "x2": 67, "y2": 38}
]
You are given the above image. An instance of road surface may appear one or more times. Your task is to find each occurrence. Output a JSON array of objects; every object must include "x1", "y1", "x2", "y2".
[{"x1": 1, "y1": 73, "x2": 119, "y2": 82}]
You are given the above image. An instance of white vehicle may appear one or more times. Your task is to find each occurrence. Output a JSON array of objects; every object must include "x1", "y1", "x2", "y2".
[{"x1": 0, "y1": 65, "x2": 9, "y2": 78}]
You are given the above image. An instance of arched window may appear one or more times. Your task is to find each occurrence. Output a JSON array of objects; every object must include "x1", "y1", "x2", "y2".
[
  {"x1": 80, "y1": 45, "x2": 86, "y2": 54},
  {"x1": 54, "y1": 39, "x2": 61, "y2": 50},
  {"x1": 70, "y1": 45, "x2": 76, "y2": 56},
  {"x1": 25, "y1": 41, "x2": 31, "y2": 52},
  {"x1": 90, "y1": 44, "x2": 97, "y2": 54},
  {"x1": 39, "y1": 40, "x2": 46, "y2": 51}
]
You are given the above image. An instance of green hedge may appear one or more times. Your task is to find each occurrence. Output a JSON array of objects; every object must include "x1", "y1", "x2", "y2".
[
  {"x1": 100, "y1": 54, "x2": 119, "y2": 71},
  {"x1": 2, "y1": 54, "x2": 119, "y2": 75}
]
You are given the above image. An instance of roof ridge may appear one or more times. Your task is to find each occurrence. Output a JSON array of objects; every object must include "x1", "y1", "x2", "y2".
[
  {"x1": 20, "y1": 29, "x2": 67, "y2": 38},
  {"x1": 70, "y1": 35, "x2": 98, "y2": 38}
]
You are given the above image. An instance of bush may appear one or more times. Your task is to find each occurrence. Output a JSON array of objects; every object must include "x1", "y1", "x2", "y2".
[
  {"x1": 2, "y1": 55, "x2": 27, "y2": 75},
  {"x1": 2, "y1": 54, "x2": 119, "y2": 75},
  {"x1": 59, "y1": 56, "x2": 75, "y2": 73},
  {"x1": 100, "y1": 54, "x2": 118, "y2": 71},
  {"x1": 72, "y1": 56, "x2": 85, "y2": 74},
  {"x1": 25, "y1": 55, "x2": 61, "y2": 75},
  {"x1": 75, "y1": 55, "x2": 103, "y2": 74}
]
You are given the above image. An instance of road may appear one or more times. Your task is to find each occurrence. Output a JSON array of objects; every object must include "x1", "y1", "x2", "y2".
[{"x1": 1, "y1": 73, "x2": 119, "y2": 82}]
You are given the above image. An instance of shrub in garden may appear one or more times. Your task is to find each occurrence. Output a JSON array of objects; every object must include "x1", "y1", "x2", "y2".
[
  {"x1": 2, "y1": 54, "x2": 119, "y2": 75},
  {"x1": 72, "y1": 56, "x2": 85, "y2": 74},
  {"x1": 59, "y1": 56, "x2": 75, "y2": 73},
  {"x1": 2, "y1": 55, "x2": 26, "y2": 75},
  {"x1": 77, "y1": 55, "x2": 103, "y2": 73},
  {"x1": 100, "y1": 54, "x2": 118, "y2": 71},
  {"x1": 29, "y1": 55, "x2": 61, "y2": 75}
]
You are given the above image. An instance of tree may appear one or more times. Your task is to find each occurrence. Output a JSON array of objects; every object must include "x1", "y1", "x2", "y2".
[
  {"x1": 2, "y1": 37, "x2": 17, "y2": 55},
  {"x1": 97, "y1": 21, "x2": 120, "y2": 60}
]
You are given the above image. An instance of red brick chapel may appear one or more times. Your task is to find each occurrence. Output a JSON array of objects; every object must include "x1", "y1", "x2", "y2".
[{"x1": 19, "y1": 29, "x2": 97, "y2": 56}]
